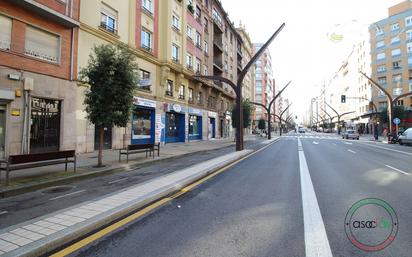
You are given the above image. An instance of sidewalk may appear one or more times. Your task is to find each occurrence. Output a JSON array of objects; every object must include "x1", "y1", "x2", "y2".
[{"x1": 0, "y1": 135, "x2": 261, "y2": 194}]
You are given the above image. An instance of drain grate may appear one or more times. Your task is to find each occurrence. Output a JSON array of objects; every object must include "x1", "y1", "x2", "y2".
[{"x1": 40, "y1": 185, "x2": 75, "y2": 194}]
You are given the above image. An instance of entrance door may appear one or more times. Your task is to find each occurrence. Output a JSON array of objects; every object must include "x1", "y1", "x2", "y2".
[
  {"x1": 220, "y1": 119, "x2": 224, "y2": 138},
  {"x1": 166, "y1": 112, "x2": 185, "y2": 143},
  {"x1": 30, "y1": 98, "x2": 61, "y2": 153},
  {"x1": 209, "y1": 118, "x2": 216, "y2": 138},
  {"x1": 94, "y1": 125, "x2": 112, "y2": 150},
  {"x1": 0, "y1": 107, "x2": 6, "y2": 158}
]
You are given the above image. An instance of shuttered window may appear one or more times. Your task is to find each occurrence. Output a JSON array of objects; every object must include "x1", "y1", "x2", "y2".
[
  {"x1": 25, "y1": 26, "x2": 60, "y2": 63},
  {"x1": 0, "y1": 14, "x2": 12, "y2": 51}
]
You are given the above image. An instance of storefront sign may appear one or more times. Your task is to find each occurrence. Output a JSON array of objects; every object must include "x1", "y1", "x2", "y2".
[
  {"x1": 165, "y1": 103, "x2": 187, "y2": 113},
  {"x1": 172, "y1": 104, "x2": 182, "y2": 113},
  {"x1": 208, "y1": 111, "x2": 217, "y2": 118},
  {"x1": 188, "y1": 107, "x2": 202, "y2": 116},
  {"x1": 133, "y1": 96, "x2": 156, "y2": 108}
]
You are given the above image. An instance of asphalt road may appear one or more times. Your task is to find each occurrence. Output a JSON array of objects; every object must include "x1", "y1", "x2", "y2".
[
  {"x1": 0, "y1": 138, "x2": 266, "y2": 230},
  {"x1": 64, "y1": 132, "x2": 412, "y2": 257}
]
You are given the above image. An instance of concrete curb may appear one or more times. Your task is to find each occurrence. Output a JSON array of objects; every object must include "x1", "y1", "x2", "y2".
[{"x1": 1, "y1": 138, "x2": 280, "y2": 257}]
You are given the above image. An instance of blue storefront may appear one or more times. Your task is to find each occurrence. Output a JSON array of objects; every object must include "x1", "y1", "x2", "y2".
[
  {"x1": 131, "y1": 97, "x2": 156, "y2": 145},
  {"x1": 188, "y1": 108, "x2": 202, "y2": 141},
  {"x1": 165, "y1": 103, "x2": 186, "y2": 143}
]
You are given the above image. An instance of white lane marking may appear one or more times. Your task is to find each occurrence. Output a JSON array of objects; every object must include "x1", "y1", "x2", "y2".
[
  {"x1": 313, "y1": 141, "x2": 319, "y2": 145},
  {"x1": 332, "y1": 143, "x2": 337, "y2": 146},
  {"x1": 385, "y1": 165, "x2": 410, "y2": 175},
  {"x1": 0, "y1": 211, "x2": 8, "y2": 216},
  {"x1": 49, "y1": 190, "x2": 86, "y2": 201},
  {"x1": 343, "y1": 142, "x2": 352, "y2": 145},
  {"x1": 298, "y1": 138, "x2": 333, "y2": 257},
  {"x1": 347, "y1": 149, "x2": 356, "y2": 154},
  {"x1": 357, "y1": 142, "x2": 412, "y2": 156},
  {"x1": 108, "y1": 178, "x2": 128, "y2": 184}
]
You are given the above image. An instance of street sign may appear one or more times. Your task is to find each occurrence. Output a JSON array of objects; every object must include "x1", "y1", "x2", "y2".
[{"x1": 393, "y1": 118, "x2": 401, "y2": 125}]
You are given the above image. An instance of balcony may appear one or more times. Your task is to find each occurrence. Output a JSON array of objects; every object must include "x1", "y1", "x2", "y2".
[
  {"x1": 11, "y1": 0, "x2": 79, "y2": 27},
  {"x1": 213, "y1": 60, "x2": 223, "y2": 72},
  {"x1": 213, "y1": 38, "x2": 223, "y2": 52}
]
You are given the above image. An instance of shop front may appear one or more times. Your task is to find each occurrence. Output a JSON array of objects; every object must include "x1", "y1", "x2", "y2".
[
  {"x1": 188, "y1": 108, "x2": 202, "y2": 141},
  {"x1": 131, "y1": 97, "x2": 156, "y2": 145},
  {"x1": 208, "y1": 111, "x2": 217, "y2": 139},
  {"x1": 165, "y1": 103, "x2": 186, "y2": 143}
]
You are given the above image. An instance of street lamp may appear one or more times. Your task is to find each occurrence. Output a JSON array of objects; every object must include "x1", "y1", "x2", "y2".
[{"x1": 194, "y1": 23, "x2": 286, "y2": 151}]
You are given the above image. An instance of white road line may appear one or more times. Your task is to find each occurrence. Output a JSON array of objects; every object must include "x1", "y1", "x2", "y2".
[
  {"x1": 332, "y1": 143, "x2": 337, "y2": 146},
  {"x1": 385, "y1": 165, "x2": 410, "y2": 175},
  {"x1": 313, "y1": 141, "x2": 319, "y2": 145},
  {"x1": 49, "y1": 190, "x2": 86, "y2": 201},
  {"x1": 0, "y1": 211, "x2": 8, "y2": 216},
  {"x1": 343, "y1": 142, "x2": 352, "y2": 145},
  {"x1": 347, "y1": 149, "x2": 356, "y2": 154},
  {"x1": 357, "y1": 142, "x2": 412, "y2": 156},
  {"x1": 108, "y1": 178, "x2": 129, "y2": 184},
  {"x1": 298, "y1": 138, "x2": 333, "y2": 257}
]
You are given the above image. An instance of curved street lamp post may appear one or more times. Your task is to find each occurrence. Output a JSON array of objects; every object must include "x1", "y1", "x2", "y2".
[{"x1": 194, "y1": 23, "x2": 286, "y2": 151}]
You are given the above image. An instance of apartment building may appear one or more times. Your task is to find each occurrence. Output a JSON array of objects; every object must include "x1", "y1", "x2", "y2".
[
  {"x1": 74, "y1": 0, "x2": 245, "y2": 153},
  {"x1": 0, "y1": 0, "x2": 80, "y2": 157},
  {"x1": 253, "y1": 43, "x2": 274, "y2": 128},
  {"x1": 369, "y1": 0, "x2": 412, "y2": 128}
]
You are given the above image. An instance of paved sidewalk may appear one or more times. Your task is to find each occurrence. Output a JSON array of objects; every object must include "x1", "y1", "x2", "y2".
[
  {"x1": 0, "y1": 135, "x2": 261, "y2": 191},
  {"x1": 0, "y1": 146, "x2": 266, "y2": 256}
]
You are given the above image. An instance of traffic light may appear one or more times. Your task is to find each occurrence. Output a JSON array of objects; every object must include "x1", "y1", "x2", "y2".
[{"x1": 341, "y1": 95, "x2": 346, "y2": 103}]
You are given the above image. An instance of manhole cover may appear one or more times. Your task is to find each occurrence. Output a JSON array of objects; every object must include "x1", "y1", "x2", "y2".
[{"x1": 40, "y1": 185, "x2": 75, "y2": 194}]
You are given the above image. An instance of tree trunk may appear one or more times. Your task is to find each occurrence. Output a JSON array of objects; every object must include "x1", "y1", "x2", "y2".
[{"x1": 98, "y1": 126, "x2": 104, "y2": 167}]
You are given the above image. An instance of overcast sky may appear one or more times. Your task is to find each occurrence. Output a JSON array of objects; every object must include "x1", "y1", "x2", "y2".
[{"x1": 221, "y1": 0, "x2": 402, "y2": 122}]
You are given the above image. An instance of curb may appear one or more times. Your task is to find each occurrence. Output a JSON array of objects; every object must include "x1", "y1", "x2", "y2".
[
  {"x1": 3, "y1": 138, "x2": 280, "y2": 257},
  {"x1": 0, "y1": 143, "x2": 242, "y2": 199}
]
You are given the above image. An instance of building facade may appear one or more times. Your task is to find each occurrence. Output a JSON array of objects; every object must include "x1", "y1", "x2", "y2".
[
  {"x1": 253, "y1": 43, "x2": 274, "y2": 130},
  {"x1": 0, "y1": 0, "x2": 80, "y2": 157},
  {"x1": 369, "y1": 0, "x2": 412, "y2": 130},
  {"x1": 75, "y1": 0, "x2": 245, "y2": 153}
]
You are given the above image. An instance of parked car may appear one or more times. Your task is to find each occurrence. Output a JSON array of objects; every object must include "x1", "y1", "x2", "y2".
[
  {"x1": 298, "y1": 127, "x2": 305, "y2": 133},
  {"x1": 342, "y1": 130, "x2": 360, "y2": 140},
  {"x1": 399, "y1": 128, "x2": 412, "y2": 145}
]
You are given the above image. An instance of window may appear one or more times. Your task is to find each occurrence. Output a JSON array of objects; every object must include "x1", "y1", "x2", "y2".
[
  {"x1": 172, "y1": 44, "x2": 179, "y2": 62},
  {"x1": 393, "y1": 61, "x2": 401, "y2": 69},
  {"x1": 0, "y1": 14, "x2": 12, "y2": 51},
  {"x1": 376, "y1": 40, "x2": 385, "y2": 48},
  {"x1": 409, "y1": 56, "x2": 412, "y2": 65},
  {"x1": 409, "y1": 83, "x2": 412, "y2": 92},
  {"x1": 197, "y1": 91, "x2": 203, "y2": 104},
  {"x1": 378, "y1": 76, "x2": 387, "y2": 84},
  {"x1": 205, "y1": 0, "x2": 209, "y2": 7},
  {"x1": 186, "y1": 53, "x2": 193, "y2": 69},
  {"x1": 138, "y1": 69, "x2": 151, "y2": 91},
  {"x1": 179, "y1": 85, "x2": 185, "y2": 100},
  {"x1": 189, "y1": 88, "x2": 194, "y2": 102},
  {"x1": 375, "y1": 26, "x2": 384, "y2": 36},
  {"x1": 391, "y1": 23, "x2": 400, "y2": 31},
  {"x1": 100, "y1": 3, "x2": 118, "y2": 34},
  {"x1": 166, "y1": 80, "x2": 173, "y2": 96},
  {"x1": 204, "y1": 17, "x2": 208, "y2": 32},
  {"x1": 392, "y1": 48, "x2": 401, "y2": 57},
  {"x1": 396, "y1": 100, "x2": 404, "y2": 106},
  {"x1": 408, "y1": 42, "x2": 412, "y2": 53},
  {"x1": 377, "y1": 52, "x2": 385, "y2": 60},
  {"x1": 195, "y1": 6, "x2": 201, "y2": 20},
  {"x1": 407, "y1": 30, "x2": 412, "y2": 40},
  {"x1": 25, "y1": 26, "x2": 60, "y2": 63},
  {"x1": 406, "y1": 16, "x2": 412, "y2": 27},
  {"x1": 391, "y1": 36, "x2": 400, "y2": 44},
  {"x1": 172, "y1": 15, "x2": 180, "y2": 30},
  {"x1": 142, "y1": 0, "x2": 153, "y2": 13},
  {"x1": 203, "y1": 65, "x2": 208, "y2": 75},
  {"x1": 393, "y1": 74, "x2": 402, "y2": 83},
  {"x1": 141, "y1": 28, "x2": 152, "y2": 52},
  {"x1": 393, "y1": 87, "x2": 403, "y2": 96},
  {"x1": 204, "y1": 41, "x2": 208, "y2": 54},
  {"x1": 187, "y1": 25, "x2": 193, "y2": 40},
  {"x1": 377, "y1": 65, "x2": 386, "y2": 73},
  {"x1": 195, "y1": 32, "x2": 201, "y2": 47},
  {"x1": 195, "y1": 58, "x2": 201, "y2": 74}
]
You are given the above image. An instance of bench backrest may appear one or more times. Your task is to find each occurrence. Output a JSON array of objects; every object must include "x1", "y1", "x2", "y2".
[
  {"x1": 127, "y1": 144, "x2": 154, "y2": 150},
  {"x1": 8, "y1": 150, "x2": 76, "y2": 165}
]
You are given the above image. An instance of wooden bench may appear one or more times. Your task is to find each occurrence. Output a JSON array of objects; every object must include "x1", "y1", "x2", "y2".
[
  {"x1": 0, "y1": 150, "x2": 76, "y2": 186},
  {"x1": 119, "y1": 143, "x2": 160, "y2": 163}
]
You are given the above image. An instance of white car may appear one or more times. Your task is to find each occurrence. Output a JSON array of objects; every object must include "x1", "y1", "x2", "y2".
[{"x1": 399, "y1": 128, "x2": 412, "y2": 145}]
